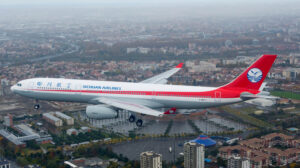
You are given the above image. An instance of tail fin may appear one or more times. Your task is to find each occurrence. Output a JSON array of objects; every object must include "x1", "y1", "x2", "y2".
[{"x1": 221, "y1": 55, "x2": 277, "y2": 91}]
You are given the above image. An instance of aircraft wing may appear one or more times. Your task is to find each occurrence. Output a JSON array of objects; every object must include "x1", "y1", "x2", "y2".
[
  {"x1": 96, "y1": 97, "x2": 164, "y2": 117},
  {"x1": 140, "y1": 63, "x2": 183, "y2": 84}
]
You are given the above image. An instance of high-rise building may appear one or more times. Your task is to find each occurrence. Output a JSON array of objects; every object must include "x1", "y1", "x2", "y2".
[
  {"x1": 0, "y1": 157, "x2": 10, "y2": 168},
  {"x1": 184, "y1": 142, "x2": 205, "y2": 168},
  {"x1": 241, "y1": 159, "x2": 250, "y2": 168},
  {"x1": 4, "y1": 114, "x2": 13, "y2": 127},
  {"x1": 228, "y1": 156, "x2": 241, "y2": 168},
  {"x1": 227, "y1": 156, "x2": 250, "y2": 168},
  {"x1": 140, "y1": 151, "x2": 162, "y2": 168}
]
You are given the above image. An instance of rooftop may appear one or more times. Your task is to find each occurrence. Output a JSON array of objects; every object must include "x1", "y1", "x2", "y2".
[
  {"x1": 43, "y1": 113, "x2": 62, "y2": 122},
  {"x1": 54, "y1": 111, "x2": 72, "y2": 120},
  {"x1": 15, "y1": 124, "x2": 39, "y2": 137},
  {"x1": 261, "y1": 133, "x2": 293, "y2": 140},
  {"x1": 140, "y1": 151, "x2": 162, "y2": 157}
]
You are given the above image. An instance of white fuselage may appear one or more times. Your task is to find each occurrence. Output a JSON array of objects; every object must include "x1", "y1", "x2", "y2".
[{"x1": 11, "y1": 78, "x2": 243, "y2": 109}]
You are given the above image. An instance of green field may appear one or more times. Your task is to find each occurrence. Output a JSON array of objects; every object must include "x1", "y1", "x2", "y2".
[
  {"x1": 271, "y1": 91, "x2": 300, "y2": 100},
  {"x1": 221, "y1": 106, "x2": 272, "y2": 128}
]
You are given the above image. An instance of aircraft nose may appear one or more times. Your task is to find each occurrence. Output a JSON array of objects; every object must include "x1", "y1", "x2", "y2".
[{"x1": 10, "y1": 85, "x2": 16, "y2": 93}]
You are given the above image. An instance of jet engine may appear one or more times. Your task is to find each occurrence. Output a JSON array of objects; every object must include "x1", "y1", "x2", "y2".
[{"x1": 86, "y1": 105, "x2": 118, "y2": 119}]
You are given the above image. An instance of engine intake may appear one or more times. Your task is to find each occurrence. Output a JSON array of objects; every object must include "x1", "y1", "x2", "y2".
[{"x1": 86, "y1": 105, "x2": 118, "y2": 119}]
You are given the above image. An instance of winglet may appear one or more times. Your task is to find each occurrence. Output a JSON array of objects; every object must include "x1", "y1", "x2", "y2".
[{"x1": 176, "y1": 63, "x2": 184, "y2": 68}]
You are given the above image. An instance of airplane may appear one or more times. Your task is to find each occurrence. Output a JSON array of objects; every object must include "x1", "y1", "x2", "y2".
[{"x1": 11, "y1": 55, "x2": 277, "y2": 127}]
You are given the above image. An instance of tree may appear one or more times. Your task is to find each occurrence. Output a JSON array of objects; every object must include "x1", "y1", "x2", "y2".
[
  {"x1": 16, "y1": 156, "x2": 29, "y2": 166},
  {"x1": 47, "y1": 159, "x2": 58, "y2": 168},
  {"x1": 108, "y1": 161, "x2": 119, "y2": 168},
  {"x1": 217, "y1": 157, "x2": 226, "y2": 167}
]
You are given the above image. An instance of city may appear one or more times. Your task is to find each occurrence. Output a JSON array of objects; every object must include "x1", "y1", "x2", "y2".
[{"x1": 1, "y1": 0, "x2": 300, "y2": 168}]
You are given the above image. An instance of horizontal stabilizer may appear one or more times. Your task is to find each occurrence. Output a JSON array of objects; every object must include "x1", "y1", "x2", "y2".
[{"x1": 240, "y1": 92, "x2": 279, "y2": 101}]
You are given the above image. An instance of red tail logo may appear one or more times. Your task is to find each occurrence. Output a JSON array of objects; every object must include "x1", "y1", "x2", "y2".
[{"x1": 221, "y1": 55, "x2": 277, "y2": 91}]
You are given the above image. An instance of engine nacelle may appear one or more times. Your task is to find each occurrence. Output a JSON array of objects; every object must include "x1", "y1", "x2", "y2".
[{"x1": 86, "y1": 105, "x2": 118, "y2": 119}]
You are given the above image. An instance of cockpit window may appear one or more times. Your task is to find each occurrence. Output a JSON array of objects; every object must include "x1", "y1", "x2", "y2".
[{"x1": 17, "y1": 83, "x2": 22, "y2": 87}]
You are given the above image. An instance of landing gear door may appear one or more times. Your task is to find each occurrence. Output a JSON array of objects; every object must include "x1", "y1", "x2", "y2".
[{"x1": 214, "y1": 91, "x2": 221, "y2": 102}]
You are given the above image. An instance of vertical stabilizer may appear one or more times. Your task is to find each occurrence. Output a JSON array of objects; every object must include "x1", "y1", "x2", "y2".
[{"x1": 221, "y1": 55, "x2": 277, "y2": 91}]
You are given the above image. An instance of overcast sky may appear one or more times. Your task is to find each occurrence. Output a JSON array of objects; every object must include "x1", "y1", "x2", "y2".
[
  {"x1": 1, "y1": 0, "x2": 299, "y2": 6},
  {"x1": 0, "y1": 0, "x2": 299, "y2": 19}
]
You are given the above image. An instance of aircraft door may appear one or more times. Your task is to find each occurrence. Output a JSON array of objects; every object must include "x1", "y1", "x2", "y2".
[{"x1": 214, "y1": 91, "x2": 221, "y2": 102}]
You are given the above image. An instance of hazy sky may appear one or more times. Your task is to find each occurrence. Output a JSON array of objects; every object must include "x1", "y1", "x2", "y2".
[
  {"x1": 0, "y1": 0, "x2": 299, "y2": 19},
  {"x1": 1, "y1": 0, "x2": 299, "y2": 6}
]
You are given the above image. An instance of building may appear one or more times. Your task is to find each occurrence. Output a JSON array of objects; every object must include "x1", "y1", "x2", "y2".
[
  {"x1": 54, "y1": 112, "x2": 74, "y2": 125},
  {"x1": 79, "y1": 127, "x2": 91, "y2": 133},
  {"x1": 0, "y1": 123, "x2": 51, "y2": 147},
  {"x1": 228, "y1": 156, "x2": 241, "y2": 168},
  {"x1": 241, "y1": 159, "x2": 250, "y2": 168},
  {"x1": 15, "y1": 124, "x2": 39, "y2": 137},
  {"x1": 0, "y1": 129, "x2": 26, "y2": 147},
  {"x1": 186, "y1": 61, "x2": 218, "y2": 73},
  {"x1": 261, "y1": 133, "x2": 294, "y2": 147},
  {"x1": 282, "y1": 68, "x2": 300, "y2": 80},
  {"x1": 35, "y1": 135, "x2": 53, "y2": 144},
  {"x1": 227, "y1": 155, "x2": 250, "y2": 168},
  {"x1": 0, "y1": 158, "x2": 10, "y2": 168},
  {"x1": 219, "y1": 133, "x2": 300, "y2": 167},
  {"x1": 190, "y1": 135, "x2": 216, "y2": 147},
  {"x1": 126, "y1": 48, "x2": 137, "y2": 54},
  {"x1": 3, "y1": 114, "x2": 13, "y2": 127},
  {"x1": 138, "y1": 47, "x2": 151, "y2": 54},
  {"x1": 0, "y1": 83, "x2": 2, "y2": 96},
  {"x1": 67, "y1": 128, "x2": 78, "y2": 136},
  {"x1": 140, "y1": 151, "x2": 162, "y2": 168},
  {"x1": 43, "y1": 113, "x2": 63, "y2": 127},
  {"x1": 188, "y1": 43, "x2": 197, "y2": 50},
  {"x1": 184, "y1": 142, "x2": 205, "y2": 168}
]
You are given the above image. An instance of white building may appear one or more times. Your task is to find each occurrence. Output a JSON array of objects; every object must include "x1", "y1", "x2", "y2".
[
  {"x1": 67, "y1": 128, "x2": 78, "y2": 136},
  {"x1": 15, "y1": 124, "x2": 40, "y2": 137},
  {"x1": 0, "y1": 158, "x2": 10, "y2": 168},
  {"x1": 140, "y1": 151, "x2": 162, "y2": 168},
  {"x1": 186, "y1": 61, "x2": 218, "y2": 73},
  {"x1": 242, "y1": 159, "x2": 250, "y2": 168},
  {"x1": 184, "y1": 142, "x2": 205, "y2": 168},
  {"x1": 54, "y1": 112, "x2": 74, "y2": 125},
  {"x1": 43, "y1": 113, "x2": 63, "y2": 127},
  {"x1": 227, "y1": 155, "x2": 250, "y2": 168},
  {"x1": 3, "y1": 115, "x2": 13, "y2": 127},
  {"x1": 138, "y1": 47, "x2": 151, "y2": 54},
  {"x1": 127, "y1": 48, "x2": 137, "y2": 54},
  {"x1": 79, "y1": 127, "x2": 91, "y2": 133},
  {"x1": 282, "y1": 68, "x2": 300, "y2": 80}
]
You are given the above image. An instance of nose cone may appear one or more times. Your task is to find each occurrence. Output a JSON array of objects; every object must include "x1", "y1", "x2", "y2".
[{"x1": 10, "y1": 85, "x2": 16, "y2": 93}]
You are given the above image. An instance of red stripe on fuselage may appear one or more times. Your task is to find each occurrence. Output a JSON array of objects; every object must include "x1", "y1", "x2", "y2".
[{"x1": 28, "y1": 88, "x2": 259, "y2": 98}]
